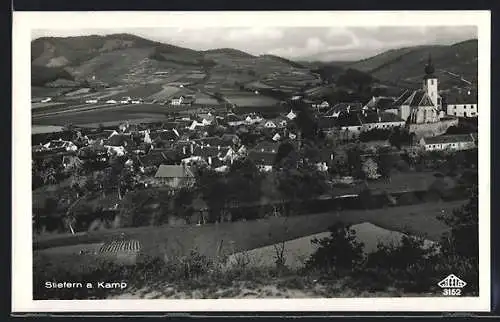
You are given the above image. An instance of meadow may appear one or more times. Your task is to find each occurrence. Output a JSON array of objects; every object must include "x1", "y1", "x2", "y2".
[{"x1": 35, "y1": 200, "x2": 461, "y2": 257}]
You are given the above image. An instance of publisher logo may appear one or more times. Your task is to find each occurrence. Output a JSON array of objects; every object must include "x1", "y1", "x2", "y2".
[{"x1": 438, "y1": 274, "x2": 466, "y2": 296}]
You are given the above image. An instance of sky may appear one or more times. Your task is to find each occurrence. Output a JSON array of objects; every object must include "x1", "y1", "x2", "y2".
[{"x1": 32, "y1": 26, "x2": 477, "y2": 61}]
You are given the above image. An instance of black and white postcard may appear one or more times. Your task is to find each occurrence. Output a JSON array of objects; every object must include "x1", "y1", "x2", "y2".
[{"x1": 12, "y1": 10, "x2": 491, "y2": 312}]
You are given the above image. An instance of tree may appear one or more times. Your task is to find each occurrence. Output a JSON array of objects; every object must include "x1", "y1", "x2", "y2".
[
  {"x1": 346, "y1": 146, "x2": 363, "y2": 178},
  {"x1": 438, "y1": 185, "x2": 478, "y2": 259},
  {"x1": 377, "y1": 148, "x2": 397, "y2": 181},
  {"x1": 305, "y1": 222, "x2": 365, "y2": 274},
  {"x1": 362, "y1": 158, "x2": 379, "y2": 180}
]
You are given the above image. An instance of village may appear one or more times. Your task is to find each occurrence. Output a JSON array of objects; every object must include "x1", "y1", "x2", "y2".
[{"x1": 32, "y1": 56, "x2": 478, "y2": 236}]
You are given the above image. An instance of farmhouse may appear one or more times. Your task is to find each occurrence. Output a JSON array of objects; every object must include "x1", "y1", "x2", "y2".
[
  {"x1": 153, "y1": 164, "x2": 195, "y2": 189},
  {"x1": 445, "y1": 90, "x2": 478, "y2": 118},
  {"x1": 419, "y1": 133, "x2": 477, "y2": 152},
  {"x1": 323, "y1": 103, "x2": 363, "y2": 118}
]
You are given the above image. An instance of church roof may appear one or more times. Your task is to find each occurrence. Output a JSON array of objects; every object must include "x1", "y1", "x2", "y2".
[
  {"x1": 393, "y1": 89, "x2": 413, "y2": 107},
  {"x1": 402, "y1": 90, "x2": 435, "y2": 107}
]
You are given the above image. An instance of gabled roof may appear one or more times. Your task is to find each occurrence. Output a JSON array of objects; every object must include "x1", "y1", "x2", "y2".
[
  {"x1": 252, "y1": 141, "x2": 280, "y2": 153},
  {"x1": 150, "y1": 130, "x2": 178, "y2": 141},
  {"x1": 194, "y1": 136, "x2": 226, "y2": 147},
  {"x1": 105, "y1": 134, "x2": 135, "y2": 147},
  {"x1": 445, "y1": 91, "x2": 478, "y2": 105},
  {"x1": 192, "y1": 146, "x2": 230, "y2": 158},
  {"x1": 154, "y1": 165, "x2": 194, "y2": 178},
  {"x1": 336, "y1": 112, "x2": 362, "y2": 127},
  {"x1": 422, "y1": 134, "x2": 474, "y2": 145},
  {"x1": 324, "y1": 103, "x2": 363, "y2": 117},
  {"x1": 247, "y1": 151, "x2": 276, "y2": 166},
  {"x1": 365, "y1": 96, "x2": 396, "y2": 110}
]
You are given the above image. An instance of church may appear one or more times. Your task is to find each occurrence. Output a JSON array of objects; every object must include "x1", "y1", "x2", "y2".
[{"x1": 393, "y1": 55, "x2": 442, "y2": 124}]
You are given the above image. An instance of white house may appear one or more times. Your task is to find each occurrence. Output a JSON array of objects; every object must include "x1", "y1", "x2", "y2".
[
  {"x1": 170, "y1": 96, "x2": 184, "y2": 106},
  {"x1": 106, "y1": 99, "x2": 117, "y2": 104},
  {"x1": 286, "y1": 110, "x2": 297, "y2": 120},
  {"x1": 41, "y1": 97, "x2": 52, "y2": 103},
  {"x1": 272, "y1": 133, "x2": 281, "y2": 141},
  {"x1": 419, "y1": 133, "x2": 476, "y2": 152},
  {"x1": 120, "y1": 97, "x2": 131, "y2": 104},
  {"x1": 105, "y1": 145, "x2": 127, "y2": 157},
  {"x1": 85, "y1": 99, "x2": 98, "y2": 104},
  {"x1": 264, "y1": 121, "x2": 277, "y2": 128},
  {"x1": 312, "y1": 101, "x2": 330, "y2": 109},
  {"x1": 43, "y1": 139, "x2": 78, "y2": 152},
  {"x1": 446, "y1": 90, "x2": 478, "y2": 118}
]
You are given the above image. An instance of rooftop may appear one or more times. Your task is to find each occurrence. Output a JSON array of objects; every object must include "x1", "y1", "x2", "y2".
[
  {"x1": 154, "y1": 164, "x2": 195, "y2": 178},
  {"x1": 422, "y1": 134, "x2": 475, "y2": 145}
]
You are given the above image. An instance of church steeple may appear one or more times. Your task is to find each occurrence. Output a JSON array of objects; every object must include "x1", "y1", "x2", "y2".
[{"x1": 424, "y1": 54, "x2": 435, "y2": 79}]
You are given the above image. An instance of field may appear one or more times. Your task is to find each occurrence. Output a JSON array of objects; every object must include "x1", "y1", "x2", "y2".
[
  {"x1": 32, "y1": 125, "x2": 65, "y2": 134},
  {"x1": 225, "y1": 222, "x2": 437, "y2": 270},
  {"x1": 147, "y1": 85, "x2": 181, "y2": 101},
  {"x1": 32, "y1": 103, "x2": 170, "y2": 126},
  {"x1": 225, "y1": 94, "x2": 280, "y2": 107},
  {"x1": 35, "y1": 200, "x2": 464, "y2": 261}
]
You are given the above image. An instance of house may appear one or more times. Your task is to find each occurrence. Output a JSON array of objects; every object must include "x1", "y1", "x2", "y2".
[
  {"x1": 105, "y1": 146, "x2": 127, "y2": 157},
  {"x1": 225, "y1": 114, "x2": 246, "y2": 127},
  {"x1": 286, "y1": 110, "x2": 297, "y2": 120},
  {"x1": 419, "y1": 133, "x2": 476, "y2": 151},
  {"x1": 393, "y1": 56, "x2": 442, "y2": 123},
  {"x1": 120, "y1": 97, "x2": 131, "y2": 104},
  {"x1": 274, "y1": 117, "x2": 288, "y2": 128},
  {"x1": 252, "y1": 141, "x2": 280, "y2": 154},
  {"x1": 85, "y1": 99, "x2": 98, "y2": 104},
  {"x1": 323, "y1": 103, "x2": 363, "y2": 118},
  {"x1": 150, "y1": 130, "x2": 179, "y2": 143},
  {"x1": 170, "y1": 96, "x2": 184, "y2": 106},
  {"x1": 245, "y1": 114, "x2": 263, "y2": 125},
  {"x1": 190, "y1": 146, "x2": 237, "y2": 166},
  {"x1": 264, "y1": 120, "x2": 277, "y2": 128},
  {"x1": 138, "y1": 149, "x2": 180, "y2": 168},
  {"x1": 154, "y1": 165, "x2": 195, "y2": 189},
  {"x1": 195, "y1": 136, "x2": 227, "y2": 148},
  {"x1": 42, "y1": 139, "x2": 78, "y2": 152},
  {"x1": 62, "y1": 155, "x2": 83, "y2": 171},
  {"x1": 247, "y1": 151, "x2": 276, "y2": 172},
  {"x1": 106, "y1": 99, "x2": 117, "y2": 104},
  {"x1": 312, "y1": 101, "x2": 330, "y2": 110},
  {"x1": 272, "y1": 133, "x2": 281, "y2": 141},
  {"x1": 105, "y1": 133, "x2": 135, "y2": 148},
  {"x1": 221, "y1": 134, "x2": 241, "y2": 146},
  {"x1": 363, "y1": 96, "x2": 396, "y2": 114},
  {"x1": 445, "y1": 90, "x2": 478, "y2": 118}
]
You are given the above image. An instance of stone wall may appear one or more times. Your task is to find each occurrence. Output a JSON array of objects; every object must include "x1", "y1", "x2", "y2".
[{"x1": 407, "y1": 118, "x2": 459, "y2": 139}]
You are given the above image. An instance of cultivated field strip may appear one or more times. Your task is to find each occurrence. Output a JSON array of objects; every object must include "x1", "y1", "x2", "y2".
[{"x1": 99, "y1": 240, "x2": 141, "y2": 253}]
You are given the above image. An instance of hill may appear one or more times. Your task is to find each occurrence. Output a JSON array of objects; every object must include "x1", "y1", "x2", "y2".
[
  {"x1": 344, "y1": 39, "x2": 478, "y2": 89},
  {"x1": 31, "y1": 34, "x2": 311, "y2": 86},
  {"x1": 204, "y1": 48, "x2": 256, "y2": 58},
  {"x1": 259, "y1": 55, "x2": 306, "y2": 69}
]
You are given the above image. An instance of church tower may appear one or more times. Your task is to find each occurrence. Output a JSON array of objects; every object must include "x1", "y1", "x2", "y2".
[{"x1": 422, "y1": 54, "x2": 440, "y2": 109}]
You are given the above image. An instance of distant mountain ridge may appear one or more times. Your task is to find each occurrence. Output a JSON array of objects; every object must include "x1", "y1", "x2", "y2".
[{"x1": 311, "y1": 39, "x2": 478, "y2": 89}]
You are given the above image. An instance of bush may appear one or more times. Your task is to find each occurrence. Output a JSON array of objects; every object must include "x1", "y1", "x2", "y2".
[{"x1": 305, "y1": 222, "x2": 364, "y2": 275}]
